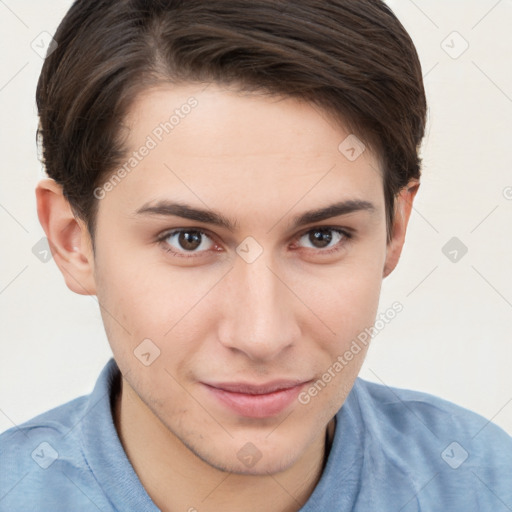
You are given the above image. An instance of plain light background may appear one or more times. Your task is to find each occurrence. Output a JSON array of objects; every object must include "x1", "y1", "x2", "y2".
[{"x1": 0, "y1": 0, "x2": 511, "y2": 435}]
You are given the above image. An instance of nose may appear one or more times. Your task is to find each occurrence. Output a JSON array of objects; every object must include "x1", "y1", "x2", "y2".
[{"x1": 217, "y1": 252, "x2": 300, "y2": 362}]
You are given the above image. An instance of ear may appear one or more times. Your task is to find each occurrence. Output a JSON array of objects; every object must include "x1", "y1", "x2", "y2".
[
  {"x1": 383, "y1": 179, "x2": 420, "y2": 278},
  {"x1": 35, "y1": 178, "x2": 97, "y2": 295}
]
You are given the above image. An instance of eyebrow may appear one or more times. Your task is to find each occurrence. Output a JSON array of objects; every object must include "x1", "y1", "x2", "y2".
[{"x1": 134, "y1": 199, "x2": 376, "y2": 232}]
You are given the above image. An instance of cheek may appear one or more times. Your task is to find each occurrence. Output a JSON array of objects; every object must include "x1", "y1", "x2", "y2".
[
  {"x1": 94, "y1": 246, "x2": 211, "y2": 371},
  {"x1": 311, "y1": 256, "x2": 384, "y2": 339}
]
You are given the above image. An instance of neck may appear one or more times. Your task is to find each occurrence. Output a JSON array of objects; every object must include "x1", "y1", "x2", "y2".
[{"x1": 113, "y1": 375, "x2": 335, "y2": 512}]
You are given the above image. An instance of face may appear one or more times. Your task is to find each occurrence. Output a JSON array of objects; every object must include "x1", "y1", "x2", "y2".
[{"x1": 90, "y1": 82, "x2": 391, "y2": 475}]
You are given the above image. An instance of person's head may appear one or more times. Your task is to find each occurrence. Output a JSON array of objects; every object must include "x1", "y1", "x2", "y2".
[{"x1": 35, "y1": 0, "x2": 426, "y2": 475}]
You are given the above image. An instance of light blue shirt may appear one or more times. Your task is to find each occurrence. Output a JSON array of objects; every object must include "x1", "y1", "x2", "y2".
[{"x1": 1, "y1": 358, "x2": 511, "y2": 511}]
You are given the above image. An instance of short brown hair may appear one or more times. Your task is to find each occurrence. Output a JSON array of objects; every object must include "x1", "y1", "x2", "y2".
[{"x1": 36, "y1": 0, "x2": 427, "y2": 247}]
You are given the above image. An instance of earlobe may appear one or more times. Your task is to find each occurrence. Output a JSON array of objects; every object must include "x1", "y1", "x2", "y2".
[
  {"x1": 382, "y1": 180, "x2": 420, "y2": 278},
  {"x1": 35, "y1": 178, "x2": 97, "y2": 295}
]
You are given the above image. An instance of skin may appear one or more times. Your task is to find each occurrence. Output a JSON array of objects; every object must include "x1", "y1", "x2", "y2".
[{"x1": 36, "y1": 82, "x2": 418, "y2": 512}]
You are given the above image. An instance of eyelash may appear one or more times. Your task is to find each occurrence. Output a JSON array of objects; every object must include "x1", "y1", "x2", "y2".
[{"x1": 156, "y1": 226, "x2": 353, "y2": 259}]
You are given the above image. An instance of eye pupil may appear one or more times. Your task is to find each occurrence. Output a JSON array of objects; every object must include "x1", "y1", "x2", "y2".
[
  {"x1": 179, "y1": 231, "x2": 202, "y2": 251},
  {"x1": 310, "y1": 229, "x2": 332, "y2": 248}
]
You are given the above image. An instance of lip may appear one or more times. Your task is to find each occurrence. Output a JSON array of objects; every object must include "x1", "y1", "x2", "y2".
[
  {"x1": 206, "y1": 379, "x2": 307, "y2": 395},
  {"x1": 202, "y1": 380, "x2": 310, "y2": 418}
]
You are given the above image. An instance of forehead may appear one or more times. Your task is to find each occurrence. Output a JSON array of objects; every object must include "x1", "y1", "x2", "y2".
[
  {"x1": 122, "y1": 82, "x2": 377, "y2": 160},
  {"x1": 101, "y1": 83, "x2": 384, "y2": 221}
]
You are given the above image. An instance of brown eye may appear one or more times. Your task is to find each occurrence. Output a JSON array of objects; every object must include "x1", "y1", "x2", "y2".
[
  {"x1": 177, "y1": 231, "x2": 203, "y2": 251},
  {"x1": 308, "y1": 229, "x2": 335, "y2": 249},
  {"x1": 161, "y1": 229, "x2": 215, "y2": 256},
  {"x1": 298, "y1": 228, "x2": 349, "y2": 252}
]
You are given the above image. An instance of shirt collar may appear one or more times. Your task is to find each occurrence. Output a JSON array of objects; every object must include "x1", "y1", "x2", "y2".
[{"x1": 79, "y1": 358, "x2": 159, "y2": 511}]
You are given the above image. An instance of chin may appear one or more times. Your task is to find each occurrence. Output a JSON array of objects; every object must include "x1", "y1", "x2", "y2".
[{"x1": 186, "y1": 436, "x2": 301, "y2": 476}]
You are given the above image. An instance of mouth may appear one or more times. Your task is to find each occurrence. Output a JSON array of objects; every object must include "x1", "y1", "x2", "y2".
[{"x1": 201, "y1": 379, "x2": 311, "y2": 418}]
